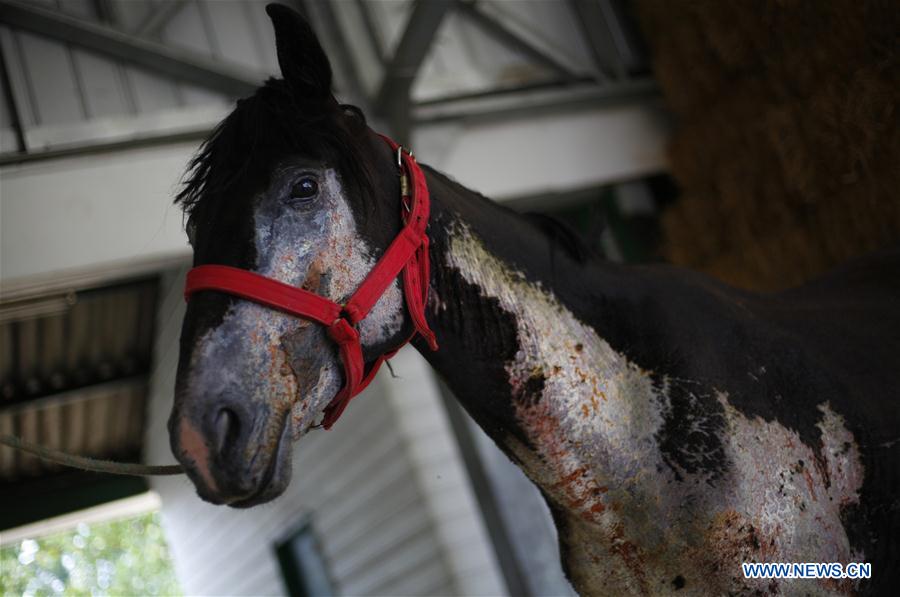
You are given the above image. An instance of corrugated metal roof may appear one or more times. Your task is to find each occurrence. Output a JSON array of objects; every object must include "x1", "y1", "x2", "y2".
[
  {"x1": 1, "y1": 0, "x2": 652, "y2": 159},
  {"x1": 0, "y1": 277, "x2": 157, "y2": 482}
]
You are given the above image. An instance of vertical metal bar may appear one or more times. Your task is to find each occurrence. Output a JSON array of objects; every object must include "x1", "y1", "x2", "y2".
[
  {"x1": 598, "y1": 0, "x2": 634, "y2": 73},
  {"x1": 131, "y1": 0, "x2": 189, "y2": 39},
  {"x1": 566, "y1": 0, "x2": 623, "y2": 82},
  {"x1": 92, "y1": 0, "x2": 138, "y2": 116},
  {"x1": 10, "y1": 31, "x2": 39, "y2": 126},
  {"x1": 375, "y1": 0, "x2": 454, "y2": 142},
  {"x1": 0, "y1": 0, "x2": 261, "y2": 97},
  {"x1": 196, "y1": 0, "x2": 221, "y2": 59},
  {"x1": 65, "y1": 42, "x2": 91, "y2": 120},
  {"x1": 437, "y1": 384, "x2": 532, "y2": 597},
  {"x1": 91, "y1": 0, "x2": 115, "y2": 26},
  {"x1": 353, "y1": 0, "x2": 384, "y2": 65},
  {"x1": 0, "y1": 29, "x2": 26, "y2": 152},
  {"x1": 456, "y1": 1, "x2": 579, "y2": 83},
  {"x1": 302, "y1": 0, "x2": 367, "y2": 106},
  {"x1": 242, "y1": 0, "x2": 270, "y2": 71}
]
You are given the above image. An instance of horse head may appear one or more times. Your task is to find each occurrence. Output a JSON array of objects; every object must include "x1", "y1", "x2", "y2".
[{"x1": 169, "y1": 4, "x2": 412, "y2": 507}]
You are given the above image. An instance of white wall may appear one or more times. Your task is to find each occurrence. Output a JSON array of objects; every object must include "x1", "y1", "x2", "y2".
[
  {"x1": 0, "y1": 141, "x2": 195, "y2": 286},
  {"x1": 383, "y1": 348, "x2": 507, "y2": 596},
  {"x1": 415, "y1": 103, "x2": 670, "y2": 199},
  {"x1": 1, "y1": 103, "x2": 667, "y2": 292}
]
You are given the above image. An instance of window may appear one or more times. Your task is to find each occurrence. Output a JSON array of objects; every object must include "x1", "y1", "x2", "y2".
[{"x1": 275, "y1": 521, "x2": 334, "y2": 597}]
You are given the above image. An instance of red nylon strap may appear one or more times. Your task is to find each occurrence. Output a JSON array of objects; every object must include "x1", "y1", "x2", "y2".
[
  {"x1": 184, "y1": 134, "x2": 438, "y2": 430},
  {"x1": 185, "y1": 265, "x2": 341, "y2": 326}
]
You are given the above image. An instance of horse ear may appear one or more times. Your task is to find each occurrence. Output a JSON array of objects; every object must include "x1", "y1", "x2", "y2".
[{"x1": 265, "y1": 3, "x2": 333, "y2": 101}]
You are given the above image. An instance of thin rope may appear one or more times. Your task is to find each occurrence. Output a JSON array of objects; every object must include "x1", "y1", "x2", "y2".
[{"x1": 0, "y1": 433, "x2": 183, "y2": 476}]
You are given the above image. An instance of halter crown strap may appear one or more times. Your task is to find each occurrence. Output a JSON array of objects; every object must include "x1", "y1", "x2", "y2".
[{"x1": 184, "y1": 135, "x2": 437, "y2": 429}]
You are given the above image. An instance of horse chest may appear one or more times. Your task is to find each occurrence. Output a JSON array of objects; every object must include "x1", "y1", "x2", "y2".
[
  {"x1": 548, "y1": 399, "x2": 865, "y2": 596},
  {"x1": 445, "y1": 226, "x2": 866, "y2": 595}
]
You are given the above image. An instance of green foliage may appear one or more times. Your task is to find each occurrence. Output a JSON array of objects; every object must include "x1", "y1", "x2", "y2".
[{"x1": 0, "y1": 510, "x2": 181, "y2": 597}]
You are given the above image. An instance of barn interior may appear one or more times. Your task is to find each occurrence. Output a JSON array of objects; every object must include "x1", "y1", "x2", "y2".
[{"x1": 1, "y1": 1, "x2": 896, "y2": 595}]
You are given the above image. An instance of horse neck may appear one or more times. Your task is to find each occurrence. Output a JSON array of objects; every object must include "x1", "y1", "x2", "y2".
[{"x1": 414, "y1": 167, "x2": 663, "y2": 512}]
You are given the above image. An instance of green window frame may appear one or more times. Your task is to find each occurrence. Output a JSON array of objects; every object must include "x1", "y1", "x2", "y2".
[{"x1": 274, "y1": 520, "x2": 334, "y2": 597}]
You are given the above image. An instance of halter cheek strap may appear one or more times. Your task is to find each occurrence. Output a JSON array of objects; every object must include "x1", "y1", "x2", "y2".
[{"x1": 183, "y1": 135, "x2": 438, "y2": 429}]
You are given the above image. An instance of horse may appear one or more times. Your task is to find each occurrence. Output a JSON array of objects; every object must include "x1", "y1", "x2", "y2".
[{"x1": 168, "y1": 5, "x2": 900, "y2": 595}]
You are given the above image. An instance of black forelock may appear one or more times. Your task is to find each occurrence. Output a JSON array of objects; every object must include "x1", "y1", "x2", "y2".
[{"x1": 175, "y1": 78, "x2": 375, "y2": 224}]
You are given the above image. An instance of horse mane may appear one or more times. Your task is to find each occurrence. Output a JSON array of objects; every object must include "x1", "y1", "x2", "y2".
[
  {"x1": 176, "y1": 78, "x2": 374, "y2": 222},
  {"x1": 178, "y1": 86, "x2": 594, "y2": 265},
  {"x1": 522, "y1": 212, "x2": 595, "y2": 264},
  {"x1": 422, "y1": 166, "x2": 596, "y2": 264}
]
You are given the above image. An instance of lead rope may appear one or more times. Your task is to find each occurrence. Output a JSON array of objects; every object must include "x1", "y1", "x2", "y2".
[
  {"x1": 0, "y1": 433, "x2": 183, "y2": 476},
  {"x1": 0, "y1": 139, "x2": 427, "y2": 476}
]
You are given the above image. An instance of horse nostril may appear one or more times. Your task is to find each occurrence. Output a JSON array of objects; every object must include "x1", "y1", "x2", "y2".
[{"x1": 214, "y1": 407, "x2": 241, "y2": 456}]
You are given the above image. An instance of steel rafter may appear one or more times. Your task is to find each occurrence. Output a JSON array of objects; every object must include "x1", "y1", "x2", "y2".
[
  {"x1": 131, "y1": 0, "x2": 188, "y2": 38},
  {"x1": 456, "y1": 1, "x2": 579, "y2": 84},
  {"x1": 375, "y1": 0, "x2": 454, "y2": 142},
  {"x1": 414, "y1": 78, "x2": 658, "y2": 124},
  {"x1": 353, "y1": 0, "x2": 384, "y2": 65},
  {"x1": 566, "y1": 0, "x2": 627, "y2": 81},
  {"x1": 302, "y1": 0, "x2": 366, "y2": 107},
  {"x1": 0, "y1": 0, "x2": 262, "y2": 97},
  {"x1": 0, "y1": 27, "x2": 26, "y2": 152}
]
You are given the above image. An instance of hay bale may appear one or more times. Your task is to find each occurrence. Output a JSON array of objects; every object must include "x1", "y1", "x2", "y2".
[{"x1": 636, "y1": 0, "x2": 900, "y2": 290}]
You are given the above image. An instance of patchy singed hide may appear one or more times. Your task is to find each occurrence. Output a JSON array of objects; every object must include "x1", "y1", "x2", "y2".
[
  {"x1": 417, "y1": 168, "x2": 899, "y2": 595},
  {"x1": 170, "y1": 4, "x2": 900, "y2": 595}
]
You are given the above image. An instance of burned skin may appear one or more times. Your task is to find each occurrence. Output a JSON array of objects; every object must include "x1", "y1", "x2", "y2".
[
  {"x1": 175, "y1": 129, "x2": 899, "y2": 591},
  {"x1": 172, "y1": 6, "x2": 899, "y2": 593},
  {"x1": 174, "y1": 163, "x2": 405, "y2": 503},
  {"x1": 414, "y1": 167, "x2": 898, "y2": 595},
  {"x1": 430, "y1": 221, "x2": 864, "y2": 595}
]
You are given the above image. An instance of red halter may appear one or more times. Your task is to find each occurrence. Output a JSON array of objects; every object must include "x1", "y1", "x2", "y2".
[{"x1": 183, "y1": 135, "x2": 438, "y2": 429}]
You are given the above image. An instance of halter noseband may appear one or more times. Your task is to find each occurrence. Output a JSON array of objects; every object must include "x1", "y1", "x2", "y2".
[{"x1": 183, "y1": 135, "x2": 438, "y2": 429}]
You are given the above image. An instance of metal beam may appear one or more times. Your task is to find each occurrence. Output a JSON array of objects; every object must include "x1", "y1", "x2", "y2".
[
  {"x1": 417, "y1": 76, "x2": 595, "y2": 107},
  {"x1": 566, "y1": 0, "x2": 626, "y2": 81},
  {"x1": 354, "y1": 0, "x2": 384, "y2": 65},
  {"x1": 0, "y1": 0, "x2": 262, "y2": 97},
  {"x1": 0, "y1": 27, "x2": 26, "y2": 152},
  {"x1": 0, "y1": 471, "x2": 148, "y2": 532},
  {"x1": 598, "y1": 0, "x2": 637, "y2": 72},
  {"x1": 0, "y1": 77, "x2": 660, "y2": 166},
  {"x1": 457, "y1": 1, "x2": 579, "y2": 83},
  {"x1": 91, "y1": 0, "x2": 116, "y2": 26},
  {"x1": 414, "y1": 78, "x2": 659, "y2": 124},
  {"x1": 131, "y1": 0, "x2": 187, "y2": 38},
  {"x1": 375, "y1": 0, "x2": 454, "y2": 142},
  {"x1": 89, "y1": 0, "x2": 139, "y2": 115},
  {"x1": 438, "y1": 385, "x2": 531, "y2": 597},
  {"x1": 0, "y1": 376, "x2": 146, "y2": 416},
  {"x1": 0, "y1": 125, "x2": 209, "y2": 166},
  {"x1": 303, "y1": 0, "x2": 366, "y2": 107}
]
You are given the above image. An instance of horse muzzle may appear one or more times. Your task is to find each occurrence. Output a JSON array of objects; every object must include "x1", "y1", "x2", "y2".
[{"x1": 169, "y1": 399, "x2": 293, "y2": 507}]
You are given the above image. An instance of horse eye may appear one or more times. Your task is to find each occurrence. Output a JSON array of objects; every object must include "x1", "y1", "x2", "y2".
[{"x1": 289, "y1": 177, "x2": 319, "y2": 203}]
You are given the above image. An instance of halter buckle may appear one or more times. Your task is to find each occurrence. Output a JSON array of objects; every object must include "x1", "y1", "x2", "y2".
[
  {"x1": 395, "y1": 145, "x2": 414, "y2": 166},
  {"x1": 396, "y1": 145, "x2": 411, "y2": 209},
  {"x1": 400, "y1": 175, "x2": 411, "y2": 203}
]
